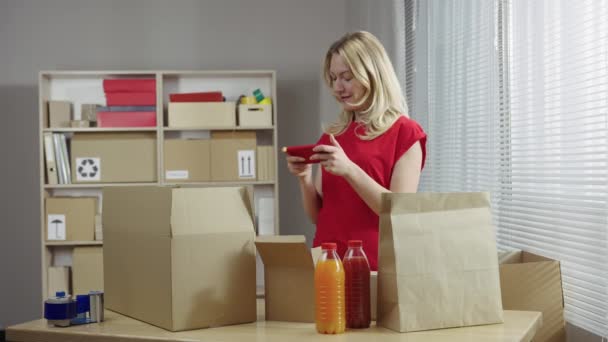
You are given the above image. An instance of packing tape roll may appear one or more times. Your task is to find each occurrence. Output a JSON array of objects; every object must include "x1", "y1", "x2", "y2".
[
  {"x1": 258, "y1": 97, "x2": 272, "y2": 105},
  {"x1": 241, "y1": 96, "x2": 257, "y2": 105}
]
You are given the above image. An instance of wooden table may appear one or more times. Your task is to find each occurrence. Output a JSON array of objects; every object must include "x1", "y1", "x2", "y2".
[{"x1": 7, "y1": 299, "x2": 542, "y2": 342}]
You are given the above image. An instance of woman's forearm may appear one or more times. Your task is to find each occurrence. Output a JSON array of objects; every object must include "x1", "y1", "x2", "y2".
[{"x1": 344, "y1": 164, "x2": 389, "y2": 215}]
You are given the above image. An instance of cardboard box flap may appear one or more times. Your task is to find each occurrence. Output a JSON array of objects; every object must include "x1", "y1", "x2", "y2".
[
  {"x1": 171, "y1": 187, "x2": 254, "y2": 236},
  {"x1": 498, "y1": 250, "x2": 555, "y2": 264},
  {"x1": 255, "y1": 235, "x2": 314, "y2": 268},
  {"x1": 498, "y1": 250, "x2": 522, "y2": 265},
  {"x1": 103, "y1": 187, "x2": 172, "y2": 237}
]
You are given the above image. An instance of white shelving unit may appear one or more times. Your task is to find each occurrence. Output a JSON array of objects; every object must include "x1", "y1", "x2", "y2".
[{"x1": 39, "y1": 70, "x2": 279, "y2": 301}]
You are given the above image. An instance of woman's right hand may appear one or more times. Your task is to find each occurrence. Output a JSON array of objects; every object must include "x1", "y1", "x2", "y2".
[{"x1": 286, "y1": 156, "x2": 312, "y2": 179}]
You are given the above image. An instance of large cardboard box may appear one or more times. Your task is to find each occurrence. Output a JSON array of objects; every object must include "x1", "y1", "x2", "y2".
[
  {"x1": 103, "y1": 186, "x2": 257, "y2": 331},
  {"x1": 499, "y1": 250, "x2": 565, "y2": 342},
  {"x1": 210, "y1": 131, "x2": 257, "y2": 181},
  {"x1": 72, "y1": 246, "x2": 104, "y2": 295},
  {"x1": 163, "y1": 139, "x2": 210, "y2": 182},
  {"x1": 255, "y1": 236, "x2": 378, "y2": 322},
  {"x1": 45, "y1": 197, "x2": 97, "y2": 241},
  {"x1": 168, "y1": 102, "x2": 236, "y2": 128},
  {"x1": 71, "y1": 133, "x2": 156, "y2": 183}
]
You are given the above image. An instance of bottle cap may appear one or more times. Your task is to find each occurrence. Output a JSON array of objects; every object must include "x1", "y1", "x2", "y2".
[
  {"x1": 321, "y1": 242, "x2": 337, "y2": 250},
  {"x1": 348, "y1": 240, "x2": 362, "y2": 248}
]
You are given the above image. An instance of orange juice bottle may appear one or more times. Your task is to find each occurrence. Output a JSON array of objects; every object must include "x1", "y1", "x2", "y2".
[{"x1": 315, "y1": 242, "x2": 345, "y2": 334}]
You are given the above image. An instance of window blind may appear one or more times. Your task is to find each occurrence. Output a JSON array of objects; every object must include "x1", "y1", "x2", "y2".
[
  {"x1": 500, "y1": 0, "x2": 608, "y2": 336},
  {"x1": 426, "y1": 0, "x2": 501, "y2": 195},
  {"x1": 419, "y1": 0, "x2": 608, "y2": 336}
]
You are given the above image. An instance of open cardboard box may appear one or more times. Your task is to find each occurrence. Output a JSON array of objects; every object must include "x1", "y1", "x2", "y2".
[
  {"x1": 103, "y1": 186, "x2": 257, "y2": 331},
  {"x1": 499, "y1": 250, "x2": 565, "y2": 342},
  {"x1": 255, "y1": 235, "x2": 378, "y2": 322}
]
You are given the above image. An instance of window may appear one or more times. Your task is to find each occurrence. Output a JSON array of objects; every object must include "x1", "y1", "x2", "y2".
[{"x1": 414, "y1": 0, "x2": 608, "y2": 336}]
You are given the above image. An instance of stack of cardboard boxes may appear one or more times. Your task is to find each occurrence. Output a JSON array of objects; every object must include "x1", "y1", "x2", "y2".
[
  {"x1": 164, "y1": 131, "x2": 259, "y2": 183},
  {"x1": 45, "y1": 197, "x2": 104, "y2": 297}
]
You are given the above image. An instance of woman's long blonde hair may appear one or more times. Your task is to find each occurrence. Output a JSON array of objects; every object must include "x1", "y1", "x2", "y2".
[{"x1": 323, "y1": 31, "x2": 408, "y2": 140}]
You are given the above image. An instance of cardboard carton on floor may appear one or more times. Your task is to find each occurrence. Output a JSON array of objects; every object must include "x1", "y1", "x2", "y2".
[
  {"x1": 255, "y1": 235, "x2": 378, "y2": 322},
  {"x1": 45, "y1": 197, "x2": 97, "y2": 241},
  {"x1": 499, "y1": 250, "x2": 565, "y2": 342},
  {"x1": 103, "y1": 186, "x2": 257, "y2": 331},
  {"x1": 72, "y1": 246, "x2": 103, "y2": 295}
]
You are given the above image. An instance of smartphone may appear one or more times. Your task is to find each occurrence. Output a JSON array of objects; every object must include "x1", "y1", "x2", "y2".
[{"x1": 282, "y1": 144, "x2": 322, "y2": 164}]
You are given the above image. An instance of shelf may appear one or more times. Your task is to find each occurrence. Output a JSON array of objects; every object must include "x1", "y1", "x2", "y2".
[
  {"x1": 163, "y1": 126, "x2": 274, "y2": 131},
  {"x1": 44, "y1": 182, "x2": 159, "y2": 189},
  {"x1": 43, "y1": 128, "x2": 158, "y2": 133},
  {"x1": 45, "y1": 241, "x2": 103, "y2": 246},
  {"x1": 163, "y1": 181, "x2": 275, "y2": 187}
]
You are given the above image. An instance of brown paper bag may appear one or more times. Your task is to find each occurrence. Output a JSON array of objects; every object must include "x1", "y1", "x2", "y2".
[{"x1": 377, "y1": 192, "x2": 504, "y2": 332}]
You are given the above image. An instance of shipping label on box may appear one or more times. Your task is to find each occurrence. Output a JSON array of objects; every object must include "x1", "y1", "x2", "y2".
[
  {"x1": 75, "y1": 157, "x2": 101, "y2": 182},
  {"x1": 47, "y1": 214, "x2": 66, "y2": 240},
  {"x1": 237, "y1": 150, "x2": 256, "y2": 179}
]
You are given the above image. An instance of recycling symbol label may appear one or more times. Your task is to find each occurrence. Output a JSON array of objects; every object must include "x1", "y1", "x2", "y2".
[{"x1": 76, "y1": 157, "x2": 101, "y2": 181}]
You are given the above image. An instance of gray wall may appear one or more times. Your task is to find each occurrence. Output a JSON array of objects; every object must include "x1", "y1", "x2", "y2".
[{"x1": 0, "y1": 0, "x2": 347, "y2": 328}]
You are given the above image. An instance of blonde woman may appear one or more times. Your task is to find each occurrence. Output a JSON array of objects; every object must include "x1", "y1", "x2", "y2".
[{"x1": 286, "y1": 31, "x2": 426, "y2": 270}]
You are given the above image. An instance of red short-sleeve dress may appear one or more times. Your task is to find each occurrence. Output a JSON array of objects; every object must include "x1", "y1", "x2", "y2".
[{"x1": 313, "y1": 115, "x2": 427, "y2": 270}]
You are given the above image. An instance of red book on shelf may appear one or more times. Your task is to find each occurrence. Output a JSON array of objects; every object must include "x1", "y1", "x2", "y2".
[
  {"x1": 97, "y1": 111, "x2": 157, "y2": 127},
  {"x1": 103, "y1": 79, "x2": 156, "y2": 93},
  {"x1": 105, "y1": 92, "x2": 156, "y2": 106},
  {"x1": 169, "y1": 91, "x2": 223, "y2": 102}
]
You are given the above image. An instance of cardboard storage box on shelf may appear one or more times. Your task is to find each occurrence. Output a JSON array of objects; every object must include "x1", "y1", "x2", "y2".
[
  {"x1": 499, "y1": 250, "x2": 565, "y2": 342},
  {"x1": 210, "y1": 131, "x2": 257, "y2": 181},
  {"x1": 238, "y1": 104, "x2": 272, "y2": 127},
  {"x1": 255, "y1": 235, "x2": 379, "y2": 322},
  {"x1": 47, "y1": 266, "x2": 70, "y2": 298},
  {"x1": 47, "y1": 100, "x2": 72, "y2": 128},
  {"x1": 103, "y1": 186, "x2": 257, "y2": 331},
  {"x1": 71, "y1": 133, "x2": 156, "y2": 183},
  {"x1": 163, "y1": 139, "x2": 210, "y2": 182},
  {"x1": 45, "y1": 197, "x2": 97, "y2": 241},
  {"x1": 168, "y1": 102, "x2": 236, "y2": 128},
  {"x1": 72, "y1": 246, "x2": 103, "y2": 296}
]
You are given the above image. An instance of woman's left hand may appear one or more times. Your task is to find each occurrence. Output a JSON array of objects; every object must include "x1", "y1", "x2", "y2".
[{"x1": 311, "y1": 134, "x2": 355, "y2": 177}]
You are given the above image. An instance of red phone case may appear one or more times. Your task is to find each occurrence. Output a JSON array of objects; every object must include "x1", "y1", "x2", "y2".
[{"x1": 283, "y1": 144, "x2": 321, "y2": 164}]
